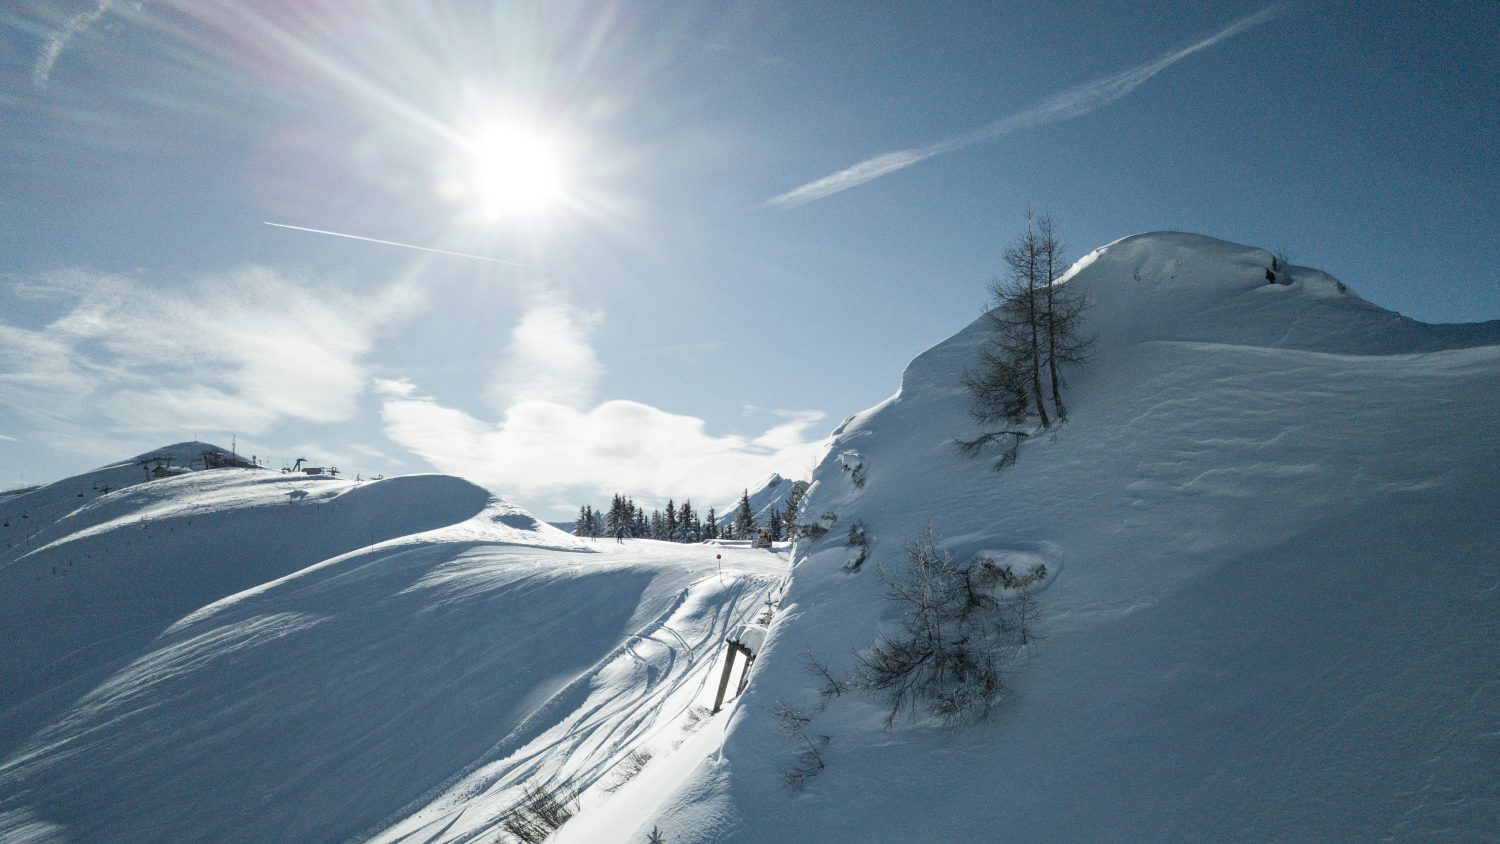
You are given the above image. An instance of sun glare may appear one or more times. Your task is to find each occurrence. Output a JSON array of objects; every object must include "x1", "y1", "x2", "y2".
[{"x1": 468, "y1": 121, "x2": 569, "y2": 223}]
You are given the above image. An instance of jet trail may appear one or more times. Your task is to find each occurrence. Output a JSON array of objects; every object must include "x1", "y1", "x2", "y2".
[
  {"x1": 767, "y1": 5, "x2": 1285, "y2": 208},
  {"x1": 264, "y1": 222, "x2": 531, "y2": 267}
]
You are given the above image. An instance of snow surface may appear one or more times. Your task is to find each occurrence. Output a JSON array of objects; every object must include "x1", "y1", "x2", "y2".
[
  {"x1": 0, "y1": 446, "x2": 785, "y2": 843},
  {"x1": 3, "y1": 232, "x2": 1497, "y2": 843},
  {"x1": 639, "y1": 233, "x2": 1500, "y2": 842}
]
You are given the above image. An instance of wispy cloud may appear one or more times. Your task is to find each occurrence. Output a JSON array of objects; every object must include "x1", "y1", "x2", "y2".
[
  {"x1": 379, "y1": 293, "x2": 827, "y2": 514},
  {"x1": 0, "y1": 267, "x2": 423, "y2": 456},
  {"x1": 371, "y1": 377, "x2": 418, "y2": 399},
  {"x1": 484, "y1": 288, "x2": 603, "y2": 411},
  {"x1": 32, "y1": 0, "x2": 119, "y2": 90},
  {"x1": 768, "y1": 5, "x2": 1285, "y2": 208}
]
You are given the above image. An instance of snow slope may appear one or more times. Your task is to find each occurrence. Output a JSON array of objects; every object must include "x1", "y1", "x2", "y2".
[
  {"x1": 0, "y1": 449, "x2": 784, "y2": 843},
  {"x1": 644, "y1": 233, "x2": 1500, "y2": 842}
]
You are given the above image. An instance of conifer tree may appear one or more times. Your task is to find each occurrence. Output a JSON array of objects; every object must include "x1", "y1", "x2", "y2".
[
  {"x1": 605, "y1": 494, "x2": 629, "y2": 541},
  {"x1": 704, "y1": 508, "x2": 719, "y2": 540},
  {"x1": 768, "y1": 508, "x2": 784, "y2": 542},
  {"x1": 664, "y1": 500, "x2": 677, "y2": 542},
  {"x1": 573, "y1": 505, "x2": 593, "y2": 538},
  {"x1": 733, "y1": 489, "x2": 757, "y2": 539},
  {"x1": 961, "y1": 213, "x2": 1090, "y2": 466},
  {"x1": 783, "y1": 481, "x2": 808, "y2": 539},
  {"x1": 785, "y1": 482, "x2": 807, "y2": 522},
  {"x1": 1036, "y1": 213, "x2": 1091, "y2": 422}
]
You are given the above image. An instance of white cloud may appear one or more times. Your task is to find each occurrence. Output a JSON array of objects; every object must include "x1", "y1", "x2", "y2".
[
  {"x1": 0, "y1": 266, "x2": 423, "y2": 455},
  {"x1": 484, "y1": 288, "x2": 603, "y2": 411},
  {"x1": 380, "y1": 293, "x2": 827, "y2": 512},
  {"x1": 382, "y1": 396, "x2": 827, "y2": 512},
  {"x1": 767, "y1": 5, "x2": 1285, "y2": 207},
  {"x1": 372, "y1": 377, "x2": 418, "y2": 398}
]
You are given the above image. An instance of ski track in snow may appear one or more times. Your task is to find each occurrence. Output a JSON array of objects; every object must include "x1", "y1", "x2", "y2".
[{"x1": 0, "y1": 450, "x2": 786, "y2": 844}]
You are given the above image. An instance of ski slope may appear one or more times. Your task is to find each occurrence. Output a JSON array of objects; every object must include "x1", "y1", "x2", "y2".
[
  {"x1": 641, "y1": 233, "x2": 1500, "y2": 842},
  {"x1": 0, "y1": 450, "x2": 785, "y2": 843}
]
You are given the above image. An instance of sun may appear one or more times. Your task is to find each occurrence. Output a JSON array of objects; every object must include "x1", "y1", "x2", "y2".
[{"x1": 466, "y1": 120, "x2": 570, "y2": 223}]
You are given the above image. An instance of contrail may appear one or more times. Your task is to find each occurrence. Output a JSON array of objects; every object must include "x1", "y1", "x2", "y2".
[
  {"x1": 767, "y1": 5, "x2": 1286, "y2": 208},
  {"x1": 264, "y1": 222, "x2": 531, "y2": 267},
  {"x1": 33, "y1": 0, "x2": 118, "y2": 90}
]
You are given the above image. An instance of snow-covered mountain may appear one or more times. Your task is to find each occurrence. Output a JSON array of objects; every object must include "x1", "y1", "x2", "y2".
[
  {"x1": 631, "y1": 233, "x2": 1500, "y2": 842},
  {"x1": 716, "y1": 473, "x2": 807, "y2": 531},
  {"x1": 4, "y1": 232, "x2": 1496, "y2": 843},
  {"x1": 0, "y1": 445, "x2": 784, "y2": 842}
]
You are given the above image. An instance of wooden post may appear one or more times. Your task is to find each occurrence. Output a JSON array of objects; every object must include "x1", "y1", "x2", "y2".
[
  {"x1": 711, "y1": 641, "x2": 758, "y2": 714},
  {"x1": 711, "y1": 642, "x2": 739, "y2": 714},
  {"x1": 735, "y1": 651, "x2": 756, "y2": 697}
]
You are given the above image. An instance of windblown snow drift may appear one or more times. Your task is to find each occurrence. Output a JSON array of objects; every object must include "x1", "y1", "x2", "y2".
[{"x1": 637, "y1": 232, "x2": 1500, "y2": 843}]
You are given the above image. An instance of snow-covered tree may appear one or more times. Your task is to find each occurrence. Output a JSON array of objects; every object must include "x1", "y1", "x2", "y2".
[
  {"x1": 784, "y1": 482, "x2": 808, "y2": 524},
  {"x1": 768, "y1": 508, "x2": 784, "y2": 542},
  {"x1": 704, "y1": 507, "x2": 719, "y2": 540},
  {"x1": 733, "y1": 489, "x2": 756, "y2": 539},
  {"x1": 605, "y1": 494, "x2": 631, "y2": 540},
  {"x1": 675, "y1": 500, "x2": 696, "y2": 543}
]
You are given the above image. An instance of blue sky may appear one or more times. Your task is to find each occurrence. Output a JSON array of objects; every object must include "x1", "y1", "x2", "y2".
[{"x1": 1, "y1": 1, "x2": 1496, "y2": 517}]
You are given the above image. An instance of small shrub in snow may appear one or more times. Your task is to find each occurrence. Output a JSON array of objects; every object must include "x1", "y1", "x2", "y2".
[
  {"x1": 843, "y1": 461, "x2": 867, "y2": 488},
  {"x1": 1272, "y1": 247, "x2": 1292, "y2": 272},
  {"x1": 646, "y1": 826, "x2": 666, "y2": 843},
  {"x1": 855, "y1": 528, "x2": 1045, "y2": 726},
  {"x1": 772, "y1": 701, "x2": 829, "y2": 790},
  {"x1": 602, "y1": 747, "x2": 654, "y2": 792},
  {"x1": 680, "y1": 705, "x2": 712, "y2": 733},
  {"x1": 956, "y1": 429, "x2": 1029, "y2": 471},
  {"x1": 837, "y1": 450, "x2": 868, "y2": 488},
  {"x1": 845, "y1": 521, "x2": 870, "y2": 572},
  {"x1": 756, "y1": 589, "x2": 781, "y2": 625},
  {"x1": 801, "y1": 650, "x2": 849, "y2": 710},
  {"x1": 497, "y1": 777, "x2": 579, "y2": 843}
]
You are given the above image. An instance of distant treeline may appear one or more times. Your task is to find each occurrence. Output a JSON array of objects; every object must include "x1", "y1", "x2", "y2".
[{"x1": 574, "y1": 486, "x2": 804, "y2": 543}]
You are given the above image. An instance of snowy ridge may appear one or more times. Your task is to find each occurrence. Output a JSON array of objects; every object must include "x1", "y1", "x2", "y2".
[
  {"x1": 644, "y1": 232, "x2": 1500, "y2": 842},
  {"x1": 0, "y1": 449, "x2": 784, "y2": 843}
]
